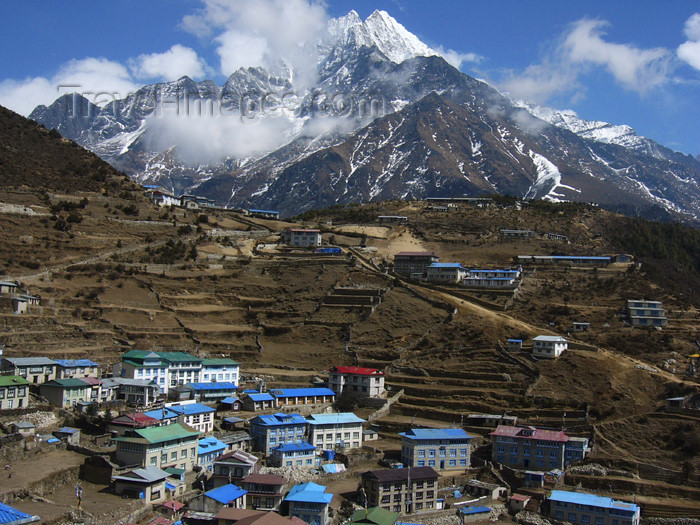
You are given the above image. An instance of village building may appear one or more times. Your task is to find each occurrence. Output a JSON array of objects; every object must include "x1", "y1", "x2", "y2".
[
  {"x1": 201, "y1": 357, "x2": 240, "y2": 384},
  {"x1": 172, "y1": 381, "x2": 238, "y2": 403},
  {"x1": 461, "y1": 268, "x2": 521, "y2": 288},
  {"x1": 216, "y1": 508, "x2": 300, "y2": 525},
  {"x1": 285, "y1": 482, "x2": 333, "y2": 525},
  {"x1": 399, "y1": 428, "x2": 474, "y2": 471},
  {"x1": 547, "y1": 490, "x2": 640, "y2": 525},
  {"x1": 114, "y1": 423, "x2": 200, "y2": 471},
  {"x1": 116, "y1": 350, "x2": 203, "y2": 396},
  {"x1": 500, "y1": 229, "x2": 534, "y2": 238},
  {"x1": 112, "y1": 466, "x2": 172, "y2": 504},
  {"x1": 361, "y1": 466, "x2": 440, "y2": 514},
  {"x1": 306, "y1": 412, "x2": 365, "y2": 450},
  {"x1": 282, "y1": 229, "x2": 322, "y2": 247},
  {"x1": 269, "y1": 442, "x2": 318, "y2": 468},
  {"x1": 270, "y1": 388, "x2": 336, "y2": 407},
  {"x1": 507, "y1": 339, "x2": 523, "y2": 352},
  {"x1": 211, "y1": 450, "x2": 260, "y2": 488},
  {"x1": 626, "y1": 299, "x2": 668, "y2": 327},
  {"x1": 516, "y1": 255, "x2": 611, "y2": 265},
  {"x1": 490, "y1": 425, "x2": 590, "y2": 470},
  {"x1": 247, "y1": 209, "x2": 280, "y2": 220},
  {"x1": 250, "y1": 413, "x2": 308, "y2": 456},
  {"x1": 144, "y1": 401, "x2": 216, "y2": 434},
  {"x1": 102, "y1": 377, "x2": 160, "y2": 406},
  {"x1": 241, "y1": 473, "x2": 287, "y2": 511},
  {"x1": 1, "y1": 357, "x2": 58, "y2": 384},
  {"x1": 377, "y1": 215, "x2": 408, "y2": 223},
  {"x1": 426, "y1": 263, "x2": 467, "y2": 283},
  {"x1": 10, "y1": 421, "x2": 35, "y2": 437},
  {"x1": 465, "y1": 414, "x2": 518, "y2": 427},
  {"x1": 39, "y1": 378, "x2": 92, "y2": 408},
  {"x1": 108, "y1": 412, "x2": 160, "y2": 435},
  {"x1": 180, "y1": 194, "x2": 216, "y2": 209},
  {"x1": 53, "y1": 426, "x2": 81, "y2": 445},
  {"x1": 55, "y1": 359, "x2": 101, "y2": 379},
  {"x1": 146, "y1": 189, "x2": 181, "y2": 207},
  {"x1": 544, "y1": 233, "x2": 568, "y2": 242},
  {"x1": 328, "y1": 366, "x2": 385, "y2": 398},
  {"x1": 243, "y1": 392, "x2": 277, "y2": 411},
  {"x1": 532, "y1": 335, "x2": 568, "y2": 358},
  {"x1": 572, "y1": 322, "x2": 591, "y2": 333},
  {"x1": 393, "y1": 252, "x2": 439, "y2": 278},
  {"x1": 10, "y1": 294, "x2": 40, "y2": 314},
  {"x1": 425, "y1": 197, "x2": 493, "y2": 207},
  {"x1": 465, "y1": 479, "x2": 507, "y2": 501},
  {"x1": 199, "y1": 436, "x2": 229, "y2": 471},
  {"x1": 0, "y1": 281, "x2": 21, "y2": 294},
  {"x1": 189, "y1": 483, "x2": 248, "y2": 514},
  {"x1": 508, "y1": 493, "x2": 532, "y2": 513},
  {"x1": 0, "y1": 375, "x2": 30, "y2": 410}
]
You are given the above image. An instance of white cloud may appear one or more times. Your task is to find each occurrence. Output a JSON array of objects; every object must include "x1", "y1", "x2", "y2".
[
  {"x1": 678, "y1": 13, "x2": 700, "y2": 71},
  {"x1": 130, "y1": 45, "x2": 208, "y2": 80},
  {"x1": 433, "y1": 46, "x2": 482, "y2": 70},
  {"x1": 0, "y1": 57, "x2": 139, "y2": 116},
  {"x1": 181, "y1": 0, "x2": 328, "y2": 85},
  {"x1": 499, "y1": 62, "x2": 581, "y2": 105},
  {"x1": 562, "y1": 19, "x2": 671, "y2": 92}
]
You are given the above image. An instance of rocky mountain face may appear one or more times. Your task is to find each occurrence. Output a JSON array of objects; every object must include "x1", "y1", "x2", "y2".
[{"x1": 29, "y1": 10, "x2": 700, "y2": 222}]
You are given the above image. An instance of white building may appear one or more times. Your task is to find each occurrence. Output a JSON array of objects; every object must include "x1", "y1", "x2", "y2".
[
  {"x1": 426, "y1": 263, "x2": 467, "y2": 283},
  {"x1": 146, "y1": 189, "x2": 181, "y2": 207},
  {"x1": 201, "y1": 358, "x2": 239, "y2": 385},
  {"x1": 283, "y1": 229, "x2": 322, "y2": 247},
  {"x1": 532, "y1": 336, "x2": 568, "y2": 358},
  {"x1": 328, "y1": 366, "x2": 385, "y2": 398},
  {"x1": 115, "y1": 350, "x2": 204, "y2": 395},
  {"x1": 306, "y1": 412, "x2": 366, "y2": 450}
]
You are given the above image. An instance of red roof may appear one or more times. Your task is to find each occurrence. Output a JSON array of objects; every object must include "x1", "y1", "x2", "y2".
[
  {"x1": 78, "y1": 377, "x2": 101, "y2": 386},
  {"x1": 395, "y1": 251, "x2": 436, "y2": 257},
  {"x1": 489, "y1": 425, "x2": 569, "y2": 442},
  {"x1": 242, "y1": 473, "x2": 287, "y2": 485},
  {"x1": 161, "y1": 499, "x2": 185, "y2": 511},
  {"x1": 510, "y1": 493, "x2": 531, "y2": 502},
  {"x1": 331, "y1": 366, "x2": 384, "y2": 376},
  {"x1": 113, "y1": 412, "x2": 160, "y2": 428}
]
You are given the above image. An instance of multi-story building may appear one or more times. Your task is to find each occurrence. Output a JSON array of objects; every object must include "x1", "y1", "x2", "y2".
[
  {"x1": 144, "y1": 401, "x2": 216, "y2": 434},
  {"x1": 547, "y1": 490, "x2": 640, "y2": 525},
  {"x1": 102, "y1": 377, "x2": 160, "y2": 406},
  {"x1": 159, "y1": 352, "x2": 203, "y2": 390},
  {"x1": 270, "y1": 388, "x2": 336, "y2": 407},
  {"x1": 328, "y1": 366, "x2": 385, "y2": 398},
  {"x1": 626, "y1": 299, "x2": 668, "y2": 327},
  {"x1": 116, "y1": 350, "x2": 205, "y2": 395},
  {"x1": 114, "y1": 422, "x2": 200, "y2": 471},
  {"x1": 269, "y1": 442, "x2": 318, "y2": 468},
  {"x1": 426, "y1": 263, "x2": 467, "y2": 283},
  {"x1": 198, "y1": 436, "x2": 229, "y2": 470},
  {"x1": 39, "y1": 378, "x2": 92, "y2": 408},
  {"x1": 0, "y1": 375, "x2": 30, "y2": 409},
  {"x1": 201, "y1": 358, "x2": 240, "y2": 384},
  {"x1": 0, "y1": 357, "x2": 58, "y2": 384},
  {"x1": 532, "y1": 336, "x2": 568, "y2": 359},
  {"x1": 54, "y1": 359, "x2": 101, "y2": 379},
  {"x1": 285, "y1": 482, "x2": 333, "y2": 525},
  {"x1": 249, "y1": 413, "x2": 308, "y2": 456},
  {"x1": 399, "y1": 428, "x2": 474, "y2": 471},
  {"x1": 489, "y1": 425, "x2": 589, "y2": 470},
  {"x1": 241, "y1": 473, "x2": 287, "y2": 511},
  {"x1": 282, "y1": 229, "x2": 322, "y2": 247},
  {"x1": 393, "y1": 252, "x2": 439, "y2": 278},
  {"x1": 175, "y1": 381, "x2": 238, "y2": 403},
  {"x1": 361, "y1": 467, "x2": 440, "y2": 515},
  {"x1": 306, "y1": 413, "x2": 365, "y2": 450},
  {"x1": 211, "y1": 450, "x2": 259, "y2": 488}
]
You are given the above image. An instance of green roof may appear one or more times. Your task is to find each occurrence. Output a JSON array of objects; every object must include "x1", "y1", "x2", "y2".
[
  {"x1": 128, "y1": 423, "x2": 200, "y2": 444},
  {"x1": 351, "y1": 507, "x2": 399, "y2": 525},
  {"x1": 45, "y1": 378, "x2": 90, "y2": 388},
  {"x1": 0, "y1": 375, "x2": 30, "y2": 387},
  {"x1": 157, "y1": 352, "x2": 201, "y2": 364},
  {"x1": 201, "y1": 358, "x2": 240, "y2": 366},
  {"x1": 164, "y1": 467, "x2": 186, "y2": 476}
]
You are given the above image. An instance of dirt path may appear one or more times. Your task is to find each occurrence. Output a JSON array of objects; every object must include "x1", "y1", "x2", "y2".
[{"x1": 0, "y1": 449, "x2": 85, "y2": 494}]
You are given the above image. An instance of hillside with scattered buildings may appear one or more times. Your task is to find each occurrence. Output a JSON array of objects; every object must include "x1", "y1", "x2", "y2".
[{"x1": 0, "y1": 107, "x2": 698, "y2": 524}]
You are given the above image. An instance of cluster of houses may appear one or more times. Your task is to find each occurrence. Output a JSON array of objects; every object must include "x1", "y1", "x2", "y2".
[
  {"x1": 392, "y1": 252, "x2": 522, "y2": 289},
  {"x1": 0, "y1": 280, "x2": 40, "y2": 315}
]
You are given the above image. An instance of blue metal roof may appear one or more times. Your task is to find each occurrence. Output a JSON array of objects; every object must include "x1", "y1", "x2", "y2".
[
  {"x1": 468, "y1": 269, "x2": 518, "y2": 273},
  {"x1": 285, "y1": 482, "x2": 333, "y2": 504},
  {"x1": 56, "y1": 427, "x2": 79, "y2": 434},
  {"x1": 198, "y1": 436, "x2": 228, "y2": 456},
  {"x1": 248, "y1": 209, "x2": 279, "y2": 214},
  {"x1": 186, "y1": 382, "x2": 238, "y2": 391},
  {"x1": 272, "y1": 441, "x2": 316, "y2": 453},
  {"x1": 252, "y1": 413, "x2": 307, "y2": 427},
  {"x1": 270, "y1": 388, "x2": 336, "y2": 398},
  {"x1": 306, "y1": 413, "x2": 366, "y2": 425},
  {"x1": 550, "y1": 256, "x2": 611, "y2": 260},
  {"x1": 204, "y1": 484, "x2": 247, "y2": 504},
  {"x1": 55, "y1": 359, "x2": 100, "y2": 368},
  {"x1": 549, "y1": 491, "x2": 639, "y2": 514},
  {"x1": 144, "y1": 403, "x2": 215, "y2": 420},
  {"x1": 399, "y1": 428, "x2": 474, "y2": 441},
  {"x1": 221, "y1": 396, "x2": 240, "y2": 404},
  {"x1": 507, "y1": 339, "x2": 523, "y2": 342},
  {"x1": 459, "y1": 506, "x2": 491, "y2": 515},
  {"x1": 0, "y1": 501, "x2": 38, "y2": 524},
  {"x1": 247, "y1": 393, "x2": 275, "y2": 402},
  {"x1": 428, "y1": 263, "x2": 464, "y2": 268}
]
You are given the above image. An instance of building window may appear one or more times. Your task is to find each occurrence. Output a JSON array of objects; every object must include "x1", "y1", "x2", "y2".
[
  {"x1": 418, "y1": 450, "x2": 425, "y2": 458},
  {"x1": 459, "y1": 448, "x2": 467, "y2": 457}
]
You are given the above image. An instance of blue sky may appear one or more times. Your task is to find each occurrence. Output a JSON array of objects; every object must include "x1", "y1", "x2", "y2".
[{"x1": 1, "y1": 0, "x2": 698, "y2": 156}]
